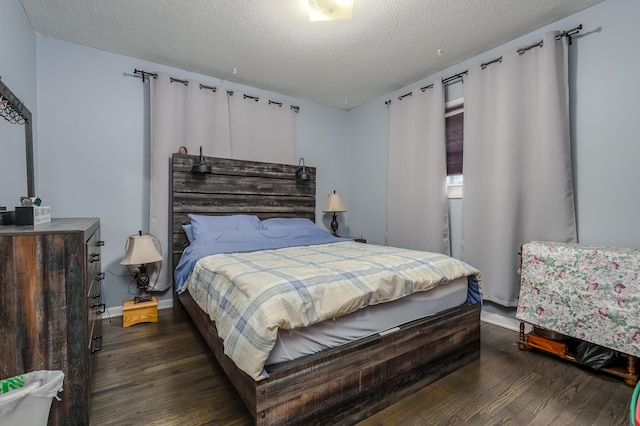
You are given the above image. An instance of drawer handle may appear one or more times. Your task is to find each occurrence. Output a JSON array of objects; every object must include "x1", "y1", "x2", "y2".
[
  {"x1": 91, "y1": 294, "x2": 101, "y2": 300},
  {"x1": 90, "y1": 253, "x2": 100, "y2": 263},
  {"x1": 96, "y1": 272, "x2": 105, "y2": 281},
  {"x1": 91, "y1": 303, "x2": 105, "y2": 314},
  {"x1": 92, "y1": 335, "x2": 103, "y2": 353},
  {"x1": 96, "y1": 240, "x2": 105, "y2": 246}
]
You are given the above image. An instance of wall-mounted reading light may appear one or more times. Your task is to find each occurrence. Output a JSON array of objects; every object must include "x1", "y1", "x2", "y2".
[
  {"x1": 192, "y1": 146, "x2": 211, "y2": 174},
  {"x1": 295, "y1": 157, "x2": 311, "y2": 181}
]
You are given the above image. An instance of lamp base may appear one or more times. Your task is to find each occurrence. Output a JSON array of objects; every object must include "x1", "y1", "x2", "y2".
[
  {"x1": 134, "y1": 291, "x2": 152, "y2": 304},
  {"x1": 134, "y1": 265, "x2": 153, "y2": 303},
  {"x1": 330, "y1": 212, "x2": 339, "y2": 237}
]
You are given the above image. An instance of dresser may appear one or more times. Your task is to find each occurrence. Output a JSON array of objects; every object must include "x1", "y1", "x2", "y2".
[{"x1": 0, "y1": 218, "x2": 103, "y2": 425}]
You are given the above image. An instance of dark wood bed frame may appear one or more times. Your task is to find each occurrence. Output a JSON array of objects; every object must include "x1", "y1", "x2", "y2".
[{"x1": 170, "y1": 153, "x2": 481, "y2": 425}]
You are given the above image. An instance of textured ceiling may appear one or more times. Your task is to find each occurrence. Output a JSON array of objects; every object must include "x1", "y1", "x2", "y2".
[{"x1": 19, "y1": 0, "x2": 603, "y2": 110}]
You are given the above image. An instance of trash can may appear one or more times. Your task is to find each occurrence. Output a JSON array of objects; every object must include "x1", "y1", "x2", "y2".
[
  {"x1": 0, "y1": 370, "x2": 64, "y2": 426},
  {"x1": 631, "y1": 379, "x2": 640, "y2": 426}
]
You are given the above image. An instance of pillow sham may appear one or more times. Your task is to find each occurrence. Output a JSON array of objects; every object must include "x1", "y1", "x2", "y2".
[
  {"x1": 260, "y1": 217, "x2": 317, "y2": 230},
  {"x1": 182, "y1": 224, "x2": 195, "y2": 243},
  {"x1": 188, "y1": 214, "x2": 262, "y2": 240}
]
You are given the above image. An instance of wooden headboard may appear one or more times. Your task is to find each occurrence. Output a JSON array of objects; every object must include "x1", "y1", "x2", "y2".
[{"x1": 170, "y1": 154, "x2": 316, "y2": 273}]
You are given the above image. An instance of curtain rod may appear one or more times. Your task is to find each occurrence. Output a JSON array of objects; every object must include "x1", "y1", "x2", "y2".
[
  {"x1": 132, "y1": 69, "x2": 300, "y2": 113},
  {"x1": 385, "y1": 24, "x2": 583, "y2": 106}
]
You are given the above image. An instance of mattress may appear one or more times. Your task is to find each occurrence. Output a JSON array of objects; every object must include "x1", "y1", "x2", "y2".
[{"x1": 266, "y1": 276, "x2": 468, "y2": 365}]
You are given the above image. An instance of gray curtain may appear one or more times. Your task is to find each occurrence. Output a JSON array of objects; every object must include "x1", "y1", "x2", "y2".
[
  {"x1": 461, "y1": 32, "x2": 577, "y2": 306},
  {"x1": 149, "y1": 76, "x2": 296, "y2": 292},
  {"x1": 228, "y1": 91, "x2": 295, "y2": 164},
  {"x1": 387, "y1": 79, "x2": 450, "y2": 255},
  {"x1": 149, "y1": 72, "x2": 231, "y2": 291}
]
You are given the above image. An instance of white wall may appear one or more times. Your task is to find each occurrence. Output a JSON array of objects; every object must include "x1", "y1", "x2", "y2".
[
  {"x1": 349, "y1": 0, "x2": 640, "y2": 254},
  {"x1": 34, "y1": 37, "x2": 349, "y2": 310},
  {"x1": 569, "y1": 0, "x2": 640, "y2": 247},
  {"x1": 345, "y1": 99, "x2": 389, "y2": 244},
  {"x1": 0, "y1": 0, "x2": 37, "y2": 208}
]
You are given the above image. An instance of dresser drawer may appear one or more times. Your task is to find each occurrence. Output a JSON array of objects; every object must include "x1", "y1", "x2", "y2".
[
  {"x1": 86, "y1": 229, "x2": 104, "y2": 351},
  {"x1": 86, "y1": 228, "x2": 104, "y2": 317},
  {"x1": 86, "y1": 231, "x2": 102, "y2": 291},
  {"x1": 87, "y1": 274, "x2": 104, "y2": 354},
  {"x1": 89, "y1": 314, "x2": 103, "y2": 352}
]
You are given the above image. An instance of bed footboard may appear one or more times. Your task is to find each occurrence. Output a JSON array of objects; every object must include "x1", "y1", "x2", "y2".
[{"x1": 179, "y1": 290, "x2": 480, "y2": 425}]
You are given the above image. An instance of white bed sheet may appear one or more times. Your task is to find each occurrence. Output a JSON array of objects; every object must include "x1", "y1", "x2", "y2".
[{"x1": 266, "y1": 276, "x2": 469, "y2": 365}]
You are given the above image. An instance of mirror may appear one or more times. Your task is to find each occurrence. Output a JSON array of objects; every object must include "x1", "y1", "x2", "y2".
[{"x1": 0, "y1": 78, "x2": 34, "y2": 211}]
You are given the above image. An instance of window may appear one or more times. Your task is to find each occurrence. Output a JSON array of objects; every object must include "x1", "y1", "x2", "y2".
[{"x1": 445, "y1": 98, "x2": 463, "y2": 198}]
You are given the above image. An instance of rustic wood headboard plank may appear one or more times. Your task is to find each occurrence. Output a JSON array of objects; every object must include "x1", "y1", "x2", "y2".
[
  {"x1": 170, "y1": 154, "x2": 317, "y2": 266},
  {"x1": 173, "y1": 172, "x2": 316, "y2": 196},
  {"x1": 172, "y1": 155, "x2": 313, "y2": 179}
]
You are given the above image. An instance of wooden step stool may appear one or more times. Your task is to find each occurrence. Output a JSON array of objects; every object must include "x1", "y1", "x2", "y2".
[{"x1": 123, "y1": 296, "x2": 158, "y2": 327}]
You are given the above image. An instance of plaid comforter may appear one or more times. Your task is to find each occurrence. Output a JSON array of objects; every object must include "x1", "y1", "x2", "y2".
[{"x1": 182, "y1": 240, "x2": 481, "y2": 380}]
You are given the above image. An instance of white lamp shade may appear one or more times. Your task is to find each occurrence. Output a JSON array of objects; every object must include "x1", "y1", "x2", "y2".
[
  {"x1": 120, "y1": 234, "x2": 163, "y2": 266},
  {"x1": 323, "y1": 193, "x2": 347, "y2": 212}
]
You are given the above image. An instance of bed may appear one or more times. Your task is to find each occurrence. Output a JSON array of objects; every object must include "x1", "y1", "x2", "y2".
[{"x1": 170, "y1": 153, "x2": 482, "y2": 425}]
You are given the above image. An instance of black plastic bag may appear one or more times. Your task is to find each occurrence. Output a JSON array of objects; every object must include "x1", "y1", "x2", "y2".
[{"x1": 574, "y1": 341, "x2": 618, "y2": 370}]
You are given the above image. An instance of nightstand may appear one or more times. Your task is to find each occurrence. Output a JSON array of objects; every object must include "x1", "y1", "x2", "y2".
[{"x1": 123, "y1": 296, "x2": 158, "y2": 327}]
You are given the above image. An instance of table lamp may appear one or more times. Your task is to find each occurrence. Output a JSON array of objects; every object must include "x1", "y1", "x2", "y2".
[
  {"x1": 323, "y1": 190, "x2": 347, "y2": 236},
  {"x1": 120, "y1": 232, "x2": 163, "y2": 303}
]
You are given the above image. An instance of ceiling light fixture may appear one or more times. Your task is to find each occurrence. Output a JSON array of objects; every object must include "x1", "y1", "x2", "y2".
[{"x1": 308, "y1": 0, "x2": 353, "y2": 22}]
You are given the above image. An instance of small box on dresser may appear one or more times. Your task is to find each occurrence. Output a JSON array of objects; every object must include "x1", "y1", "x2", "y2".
[{"x1": 14, "y1": 206, "x2": 51, "y2": 225}]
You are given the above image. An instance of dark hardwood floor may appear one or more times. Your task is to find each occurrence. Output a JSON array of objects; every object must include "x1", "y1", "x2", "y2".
[{"x1": 89, "y1": 308, "x2": 634, "y2": 426}]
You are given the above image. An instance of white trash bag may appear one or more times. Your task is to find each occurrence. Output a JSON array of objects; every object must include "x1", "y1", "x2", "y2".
[{"x1": 0, "y1": 370, "x2": 64, "y2": 426}]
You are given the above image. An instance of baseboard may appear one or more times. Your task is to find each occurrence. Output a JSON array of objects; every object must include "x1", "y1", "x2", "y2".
[
  {"x1": 480, "y1": 310, "x2": 521, "y2": 332},
  {"x1": 105, "y1": 297, "x2": 173, "y2": 318},
  {"x1": 106, "y1": 299, "x2": 524, "y2": 332}
]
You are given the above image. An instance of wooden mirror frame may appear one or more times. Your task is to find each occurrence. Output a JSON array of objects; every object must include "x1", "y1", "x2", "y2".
[{"x1": 1, "y1": 78, "x2": 34, "y2": 197}]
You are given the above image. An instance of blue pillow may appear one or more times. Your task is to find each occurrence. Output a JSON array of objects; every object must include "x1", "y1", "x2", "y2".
[
  {"x1": 260, "y1": 217, "x2": 317, "y2": 230},
  {"x1": 182, "y1": 224, "x2": 194, "y2": 243},
  {"x1": 188, "y1": 214, "x2": 262, "y2": 240}
]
